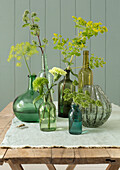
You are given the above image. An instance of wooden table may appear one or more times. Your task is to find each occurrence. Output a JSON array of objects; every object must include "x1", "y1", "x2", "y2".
[{"x1": 0, "y1": 103, "x2": 120, "y2": 170}]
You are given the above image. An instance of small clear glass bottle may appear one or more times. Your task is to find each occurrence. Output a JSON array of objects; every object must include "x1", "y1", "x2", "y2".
[
  {"x1": 78, "y1": 50, "x2": 93, "y2": 88},
  {"x1": 39, "y1": 93, "x2": 56, "y2": 131},
  {"x1": 58, "y1": 70, "x2": 75, "y2": 118},
  {"x1": 69, "y1": 103, "x2": 82, "y2": 135}
]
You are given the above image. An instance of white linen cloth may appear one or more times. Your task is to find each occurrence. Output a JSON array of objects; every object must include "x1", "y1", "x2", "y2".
[{"x1": 1, "y1": 102, "x2": 120, "y2": 148}]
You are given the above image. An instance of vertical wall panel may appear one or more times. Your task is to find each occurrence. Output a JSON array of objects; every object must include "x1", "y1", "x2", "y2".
[
  {"x1": 46, "y1": 0, "x2": 60, "y2": 100},
  {"x1": 91, "y1": 0, "x2": 106, "y2": 91},
  {"x1": 76, "y1": 0, "x2": 90, "y2": 72},
  {"x1": 15, "y1": 0, "x2": 29, "y2": 96},
  {"x1": 30, "y1": 0, "x2": 46, "y2": 74},
  {"x1": 106, "y1": 0, "x2": 120, "y2": 105},
  {"x1": 0, "y1": 0, "x2": 14, "y2": 111},
  {"x1": 61, "y1": 0, "x2": 76, "y2": 80}
]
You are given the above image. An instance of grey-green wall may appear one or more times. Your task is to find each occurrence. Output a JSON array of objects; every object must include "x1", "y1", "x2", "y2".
[{"x1": 0, "y1": 0, "x2": 119, "y2": 111}]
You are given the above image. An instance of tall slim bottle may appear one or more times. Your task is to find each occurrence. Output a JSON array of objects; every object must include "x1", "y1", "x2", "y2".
[{"x1": 78, "y1": 50, "x2": 93, "y2": 88}]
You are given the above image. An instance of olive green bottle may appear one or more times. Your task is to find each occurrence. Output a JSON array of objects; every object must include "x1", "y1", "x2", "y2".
[{"x1": 78, "y1": 50, "x2": 93, "y2": 88}]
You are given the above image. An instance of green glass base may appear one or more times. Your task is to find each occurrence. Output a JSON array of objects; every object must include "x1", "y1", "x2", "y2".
[
  {"x1": 41, "y1": 127, "x2": 56, "y2": 132},
  {"x1": 14, "y1": 112, "x2": 39, "y2": 122}
]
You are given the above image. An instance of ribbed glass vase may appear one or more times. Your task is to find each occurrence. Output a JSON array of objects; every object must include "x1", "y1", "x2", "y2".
[
  {"x1": 13, "y1": 75, "x2": 43, "y2": 122},
  {"x1": 82, "y1": 85, "x2": 112, "y2": 128}
]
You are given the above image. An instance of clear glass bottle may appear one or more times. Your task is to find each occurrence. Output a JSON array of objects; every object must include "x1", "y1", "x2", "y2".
[
  {"x1": 69, "y1": 103, "x2": 82, "y2": 135},
  {"x1": 58, "y1": 70, "x2": 75, "y2": 118},
  {"x1": 78, "y1": 50, "x2": 93, "y2": 89},
  {"x1": 38, "y1": 53, "x2": 53, "y2": 99},
  {"x1": 13, "y1": 75, "x2": 43, "y2": 122},
  {"x1": 39, "y1": 93, "x2": 56, "y2": 131}
]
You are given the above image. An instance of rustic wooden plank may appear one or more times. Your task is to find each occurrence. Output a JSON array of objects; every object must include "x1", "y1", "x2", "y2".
[
  {"x1": 7, "y1": 160, "x2": 24, "y2": 170},
  {"x1": 0, "y1": 102, "x2": 14, "y2": 144},
  {"x1": 106, "y1": 149, "x2": 120, "y2": 159},
  {"x1": 5, "y1": 148, "x2": 51, "y2": 164},
  {"x1": 74, "y1": 148, "x2": 110, "y2": 164},
  {"x1": 46, "y1": 164, "x2": 56, "y2": 170},
  {"x1": 0, "y1": 149, "x2": 7, "y2": 165},
  {"x1": 0, "y1": 119, "x2": 13, "y2": 144},
  {"x1": 106, "y1": 148, "x2": 120, "y2": 164},
  {"x1": 0, "y1": 102, "x2": 13, "y2": 115},
  {"x1": 106, "y1": 164, "x2": 120, "y2": 170},
  {"x1": 52, "y1": 148, "x2": 74, "y2": 164},
  {"x1": 66, "y1": 164, "x2": 76, "y2": 170}
]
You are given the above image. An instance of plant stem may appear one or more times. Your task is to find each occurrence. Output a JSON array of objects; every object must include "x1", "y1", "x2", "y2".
[
  {"x1": 23, "y1": 55, "x2": 31, "y2": 75},
  {"x1": 70, "y1": 55, "x2": 74, "y2": 63}
]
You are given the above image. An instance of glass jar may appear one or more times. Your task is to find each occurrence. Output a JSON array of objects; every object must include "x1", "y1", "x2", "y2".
[
  {"x1": 58, "y1": 70, "x2": 75, "y2": 118},
  {"x1": 13, "y1": 75, "x2": 43, "y2": 122},
  {"x1": 69, "y1": 103, "x2": 82, "y2": 135},
  {"x1": 39, "y1": 93, "x2": 56, "y2": 131}
]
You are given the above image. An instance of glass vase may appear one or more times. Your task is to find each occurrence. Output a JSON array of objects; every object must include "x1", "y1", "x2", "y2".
[
  {"x1": 58, "y1": 70, "x2": 75, "y2": 118},
  {"x1": 38, "y1": 53, "x2": 53, "y2": 99},
  {"x1": 82, "y1": 85, "x2": 112, "y2": 128},
  {"x1": 13, "y1": 75, "x2": 43, "y2": 122},
  {"x1": 69, "y1": 103, "x2": 82, "y2": 135},
  {"x1": 39, "y1": 93, "x2": 56, "y2": 131}
]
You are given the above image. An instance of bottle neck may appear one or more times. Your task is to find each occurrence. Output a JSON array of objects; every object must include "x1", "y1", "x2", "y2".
[
  {"x1": 83, "y1": 54, "x2": 89, "y2": 68},
  {"x1": 28, "y1": 75, "x2": 36, "y2": 90},
  {"x1": 41, "y1": 53, "x2": 48, "y2": 71},
  {"x1": 64, "y1": 70, "x2": 70, "y2": 80}
]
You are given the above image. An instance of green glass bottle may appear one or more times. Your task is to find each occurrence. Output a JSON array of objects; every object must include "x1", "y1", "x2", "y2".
[
  {"x1": 78, "y1": 50, "x2": 93, "y2": 88},
  {"x1": 13, "y1": 75, "x2": 43, "y2": 122},
  {"x1": 39, "y1": 93, "x2": 56, "y2": 131},
  {"x1": 58, "y1": 70, "x2": 75, "y2": 118},
  {"x1": 69, "y1": 103, "x2": 82, "y2": 135}
]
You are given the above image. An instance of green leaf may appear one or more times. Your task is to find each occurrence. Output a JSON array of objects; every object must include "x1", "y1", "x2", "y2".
[
  {"x1": 34, "y1": 17, "x2": 40, "y2": 22},
  {"x1": 22, "y1": 23, "x2": 30, "y2": 27},
  {"x1": 33, "y1": 95, "x2": 42, "y2": 105},
  {"x1": 70, "y1": 69, "x2": 78, "y2": 78}
]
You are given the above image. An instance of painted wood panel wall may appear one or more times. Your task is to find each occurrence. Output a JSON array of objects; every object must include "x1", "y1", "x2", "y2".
[{"x1": 0, "y1": 0, "x2": 119, "y2": 111}]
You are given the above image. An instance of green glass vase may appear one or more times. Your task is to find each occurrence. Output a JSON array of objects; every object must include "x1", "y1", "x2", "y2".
[
  {"x1": 58, "y1": 70, "x2": 75, "y2": 118},
  {"x1": 13, "y1": 75, "x2": 43, "y2": 122},
  {"x1": 69, "y1": 103, "x2": 82, "y2": 135},
  {"x1": 39, "y1": 93, "x2": 56, "y2": 131}
]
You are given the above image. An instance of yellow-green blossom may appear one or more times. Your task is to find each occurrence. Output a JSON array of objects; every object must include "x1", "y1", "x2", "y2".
[
  {"x1": 49, "y1": 67, "x2": 67, "y2": 82},
  {"x1": 33, "y1": 77, "x2": 48, "y2": 94},
  {"x1": 49, "y1": 67, "x2": 67, "y2": 76},
  {"x1": 7, "y1": 42, "x2": 39, "y2": 75}
]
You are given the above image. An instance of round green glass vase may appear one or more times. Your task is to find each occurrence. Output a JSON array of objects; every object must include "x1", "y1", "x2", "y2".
[
  {"x1": 58, "y1": 70, "x2": 75, "y2": 118},
  {"x1": 13, "y1": 75, "x2": 43, "y2": 122},
  {"x1": 69, "y1": 103, "x2": 82, "y2": 135},
  {"x1": 39, "y1": 93, "x2": 56, "y2": 132}
]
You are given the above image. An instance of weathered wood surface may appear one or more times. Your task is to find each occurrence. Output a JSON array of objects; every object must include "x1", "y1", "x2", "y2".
[
  {"x1": 0, "y1": 102, "x2": 13, "y2": 165},
  {"x1": 106, "y1": 164, "x2": 120, "y2": 170},
  {"x1": 4, "y1": 148, "x2": 52, "y2": 164},
  {"x1": 0, "y1": 102, "x2": 120, "y2": 170},
  {"x1": 7, "y1": 160, "x2": 24, "y2": 170}
]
